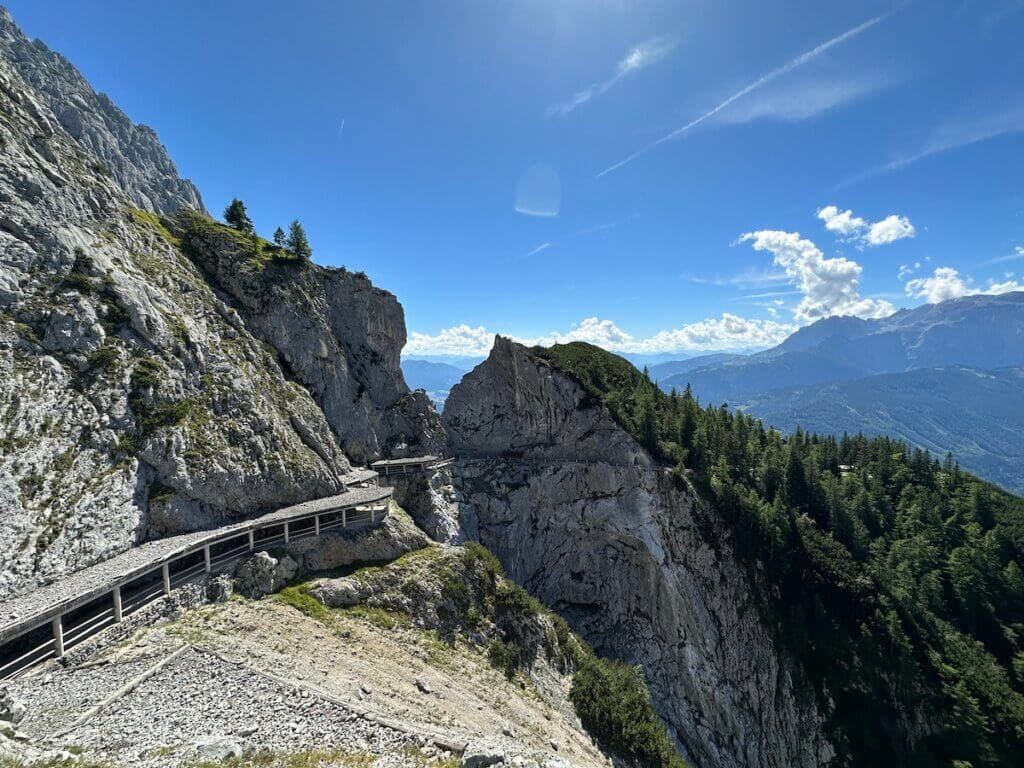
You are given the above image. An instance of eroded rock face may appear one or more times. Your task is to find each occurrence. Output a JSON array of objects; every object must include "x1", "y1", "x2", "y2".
[
  {"x1": 446, "y1": 336, "x2": 647, "y2": 466},
  {"x1": 445, "y1": 339, "x2": 832, "y2": 768},
  {"x1": 174, "y1": 215, "x2": 446, "y2": 465},
  {"x1": 0, "y1": 9, "x2": 449, "y2": 598},
  {"x1": 0, "y1": 8, "x2": 204, "y2": 215},
  {"x1": 286, "y1": 506, "x2": 431, "y2": 574},
  {"x1": 0, "y1": 39, "x2": 352, "y2": 597}
]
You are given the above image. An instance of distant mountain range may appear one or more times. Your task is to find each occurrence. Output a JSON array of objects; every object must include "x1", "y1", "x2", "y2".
[
  {"x1": 655, "y1": 292, "x2": 1024, "y2": 493},
  {"x1": 401, "y1": 358, "x2": 471, "y2": 407}
]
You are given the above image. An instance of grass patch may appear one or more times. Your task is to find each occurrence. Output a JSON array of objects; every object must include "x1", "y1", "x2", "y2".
[
  {"x1": 186, "y1": 748, "x2": 375, "y2": 768},
  {"x1": 274, "y1": 583, "x2": 335, "y2": 625},
  {"x1": 130, "y1": 207, "x2": 182, "y2": 248},
  {"x1": 337, "y1": 605, "x2": 412, "y2": 632}
]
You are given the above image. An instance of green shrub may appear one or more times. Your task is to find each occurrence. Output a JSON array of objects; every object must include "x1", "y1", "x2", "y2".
[
  {"x1": 137, "y1": 398, "x2": 195, "y2": 432},
  {"x1": 487, "y1": 638, "x2": 522, "y2": 680},
  {"x1": 63, "y1": 270, "x2": 95, "y2": 294},
  {"x1": 570, "y1": 650, "x2": 687, "y2": 768},
  {"x1": 86, "y1": 344, "x2": 119, "y2": 372},
  {"x1": 116, "y1": 434, "x2": 136, "y2": 456},
  {"x1": 131, "y1": 356, "x2": 164, "y2": 390}
]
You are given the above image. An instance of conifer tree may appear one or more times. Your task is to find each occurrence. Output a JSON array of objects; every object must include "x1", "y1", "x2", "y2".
[
  {"x1": 273, "y1": 227, "x2": 286, "y2": 247},
  {"x1": 286, "y1": 220, "x2": 312, "y2": 261},
  {"x1": 224, "y1": 198, "x2": 253, "y2": 233}
]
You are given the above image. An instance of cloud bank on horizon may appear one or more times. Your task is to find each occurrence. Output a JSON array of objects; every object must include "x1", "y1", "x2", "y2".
[
  {"x1": 405, "y1": 314, "x2": 798, "y2": 357},
  {"x1": 407, "y1": 203, "x2": 1023, "y2": 357}
]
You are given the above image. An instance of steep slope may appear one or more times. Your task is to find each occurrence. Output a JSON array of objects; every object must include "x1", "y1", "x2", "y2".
[
  {"x1": 0, "y1": 10, "x2": 444, "y2": 600},
  {"x1": 446, "y1": 337, "x2": 831, "y2": 768},
  {"x1": 446, "y1": 339, "x2": 1024, "y2": 768},
  {"x1": 0, "y1": 8, "x2": 204, "y2": 215},
  {"x1": 662, "y1": 292, "x2": 1024, "y2": 404},
  {"x1": 0, "y1": 53, "x2": 353, "y2": 598},
  {"x1": 741, "y1": 366, "x2": 1024, "y2": 494}
]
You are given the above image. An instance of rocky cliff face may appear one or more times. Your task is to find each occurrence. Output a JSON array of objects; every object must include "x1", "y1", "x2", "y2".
[
  {"x1": 175, "y1": 215, "x2": 445, "y2": 464},
  {"x1": 445, "y1": 338, "x2": 832, "y2": 768},
  {"x1": 0, "y1": 49, "x2": 355, "y2": 597},
  {"x1": 0, "y1": 7, "x2": 204, "y2": 216},
  {"x1": 0, "y1": 10, "x2": 442, "y2": 599}
]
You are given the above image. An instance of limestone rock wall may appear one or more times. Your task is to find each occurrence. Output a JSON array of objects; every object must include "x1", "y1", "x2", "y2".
[
  {"x1": 0, "y1": 8, "x2": 205, "y2": 215},
  {"x1": 0, "y1": 51, "x2": 349, "y2": 598},
  {"x1": 175, "y1": 216, "x2": 445, "y2": 465},
  {"x1": 444, "y1": 339, "x2": 832, "y2": 768}
]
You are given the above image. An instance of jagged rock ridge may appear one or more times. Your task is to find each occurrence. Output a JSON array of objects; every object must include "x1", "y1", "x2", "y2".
[{"x1": 0, "y1": 6, "x2": 204, "y2": 215}]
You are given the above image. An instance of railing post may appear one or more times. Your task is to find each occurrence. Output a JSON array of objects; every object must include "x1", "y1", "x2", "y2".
[
  {"x1": 283, "y1": 522, "x2": 290, "y2": 544},
  {"x1": 52, "y1": 615, "x2": 64, "y2": 658},
  {"x1": 248, "y1": 530, "x2": 255, "y2": 552},
  {"x1": 203, "y1": 544, "x2": 211, "y2": 573},
  {"x1": 162, "y1": 562, "x2": 171, "y2": 595},
  {"x1": 314, "y1": 514, "x2": 320, "y2": 536},
  {"x1": 342, "y1": 508, "x2": 348, "y2": 528},
  {"x1": 112, "y1": 585, "x2": 123, "y2": 623}
]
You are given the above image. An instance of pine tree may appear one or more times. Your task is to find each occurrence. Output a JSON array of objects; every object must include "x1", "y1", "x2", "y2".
[
  {"x1": 273, "y1": 227, "x2": 286, "y2": 247},
  {"x1": 224, "y1": 198, "x2": 253, "y2": 233},
  {"x1": 286, "y1": 220, "x2": 312, "y2": 261}
]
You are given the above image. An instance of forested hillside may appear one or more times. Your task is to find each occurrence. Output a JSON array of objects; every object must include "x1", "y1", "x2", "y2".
[{"x1": 533, "y1": 342, "x2": 1024, "y2": 767}]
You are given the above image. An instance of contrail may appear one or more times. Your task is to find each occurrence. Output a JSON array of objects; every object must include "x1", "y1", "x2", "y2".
[{"x1": 596, "y1": 11, "x2": 895, "y2": 178}]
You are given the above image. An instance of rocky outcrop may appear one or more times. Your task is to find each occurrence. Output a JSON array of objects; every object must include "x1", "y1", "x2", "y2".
[
  {"x1": 0, "y1": 8, "x2": 204, "y2": 215},
  {"x1": 0, "y1": 43, "x2": 351, "y2": 597},
  {"x1": 173, "y1": 212, "x2": 445, "y2": 465},
  {"x1": 386, "y1": 467, "x2": 468, "y2": 544},
  {"x1": 285, "y1": 504, "x2": 431, "y2": 573},
  {"x1": 446, "y1": 336, "x2": 649, "y2": 466},
  {"x1": 445, "y1": 339, "x2": 832, "y2": 768},
  {"x1": 233, "y1": 551, "x2": 299, "y2": 599}
]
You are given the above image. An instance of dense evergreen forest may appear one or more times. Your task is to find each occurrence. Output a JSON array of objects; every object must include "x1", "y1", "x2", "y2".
[{"x1": 533, "y1": 342, "x2": 1024, "y2": 767}]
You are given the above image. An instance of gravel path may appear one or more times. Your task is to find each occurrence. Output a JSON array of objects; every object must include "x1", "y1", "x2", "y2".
[{"x1": 47, "y1": 645, "x2": 417, "y2": 767}]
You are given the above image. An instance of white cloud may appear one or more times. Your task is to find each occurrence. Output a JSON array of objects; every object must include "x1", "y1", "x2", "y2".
[
  {"x1": 981, "y1": 245, "x2": 1024, "y2": 266},
  {"x1": 549, "y1": 37, "x2": 676, "y2": 118},
  {"x1": 597, "y1": 11, "x2": 894, "y2": 177},
  {"x1": 686, "y1": 267, "x2": 790, "y2": 289},
  {"x1": 866, "y1": 214, "x2": 916, "y2": 245},
  {"x1": 405, "y1": 314, "x2": 797, "y2": 357},
  {"x1": 716, "y1": 76, "x2": 889, "y2": 125},
  {"x1": 985, "y1": 278, "x2": 1024, "y2": 294},
  {"x1": 522, "y1": 242, "x2": 550, "y2": 258},
  {"x1": 740, "y1": 229, "x2": 895, "y2": 322},
  {"x1": 904, "y1": 266, "x2": 971, "y2": 303},
  {"x1": 405, "y1": 324, "x2": 494, "y2": 356},
  {"x1": 816, "y1": 205, "x2": 867, "y2": 235},
  {"x1": 897, "y1": 261, "x2": 921, "y2": 281},
  {"x1": 904, "y1": 266, "x2": 1024, "y2": 304},
  {"x1": 816, "y1": 205, "x2": 915, "y2": 246}
]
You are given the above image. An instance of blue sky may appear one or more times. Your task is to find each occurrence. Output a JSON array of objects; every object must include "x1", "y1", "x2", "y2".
[{"x1": 8, "y1": 1, "x2": 1024, "y2": 356}]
